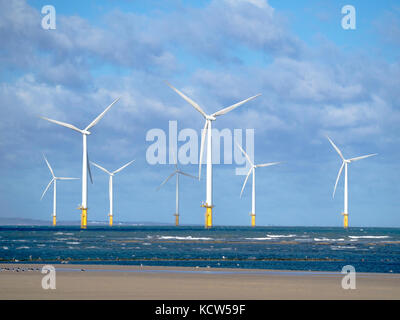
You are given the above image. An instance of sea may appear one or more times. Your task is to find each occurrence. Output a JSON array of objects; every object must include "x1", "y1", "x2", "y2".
[{"x1": 0, "y1": 226, "x2": 399, "y2": 273}]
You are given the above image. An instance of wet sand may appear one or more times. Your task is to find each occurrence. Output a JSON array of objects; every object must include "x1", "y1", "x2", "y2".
[{"x1": 1, "y1": 264, "x2": 399, "y2": 299}]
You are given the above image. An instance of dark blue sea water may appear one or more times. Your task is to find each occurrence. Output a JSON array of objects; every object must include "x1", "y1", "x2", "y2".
[{"x1": 0, "y1": 226, "x2": 399, "y2": 273}]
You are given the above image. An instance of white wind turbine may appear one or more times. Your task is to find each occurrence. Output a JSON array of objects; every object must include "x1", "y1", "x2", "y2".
[
  {"x1": 327, "y1": 136, "x2": 377, "y2": 228},
  {"x1": 166, "y1": 82, "x2": 261, "y2": 228},
  {"x1": 90, "y1": 159, "x2": 135, "y2": 227},
  {"x1": 41, "y1": 154, "x2": 79, "y2": 226},
  {"x1": 236, "y1": 143, "x2": 280, "y2": 227},
  {"x1": 40, "y1": 97, "x2": 120, "y2": 229},
  {"x1": 156, "y1": 149, "x2": 197, "y2": 226}
]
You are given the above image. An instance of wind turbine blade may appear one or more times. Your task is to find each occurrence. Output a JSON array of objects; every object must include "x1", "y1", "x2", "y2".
[
  {"x1": 177, "y1": 170, "x2": 198, "y2": 179},
  {"x1": 349, "y1": 153, "x2": 378, "y2": 162},
  {"x1": 113, "y1": 159, "x2": 135, "y2": 174},
  {"x1": 85, "y1": 97, "x2": 120, "y2": 131},
  {"x1": 240, "y1": 167, "x2": 253, "y2": 198},
  {"x1": 333, "y1": 162, "x2": 345, "y2": 198},
  {"x1": 91, "y1": 161, "x2": 111, "y2": 175},
  {"x1": 171, "y1": 148, "x2": 178, "y2": 169},
  {"x1": 156, "y1": 172, "x2": 176, "y2": 191},
  {"x1": 212, "y1": 94, "x2": 261, "y2": 117},
  {"x1": 40, "y1": 117, "x2": 83, "y2": 134},
  {"x1": 327, "y1": 136, "x2": 345, "y2": 161},
  {"x1": 43, "y1": 154, "x2": 55, "y2": 178},
  {"x1": 41, "y1": 178, "x2": 54, "y2": 200},
  {"x1": 57, "y1": 177, "x2": 80, "y2": 180},
  {"x1": 198, "y1": 120, "x2": 208, "y2": 180},
  {"x1": 87, "y1": 154, "x2": 93, "y2": 184},
  {"x1": 256, "y1": 162, "x2": 281, "y2": 168},
  {"x1": 165, "y1": 81, "x2": 207, "y2": 118},
  {"x1": 235, "y1": 142, "x2": 253, "y2": 166}
]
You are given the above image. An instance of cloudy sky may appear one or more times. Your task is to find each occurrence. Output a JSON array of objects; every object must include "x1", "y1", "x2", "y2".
[{"x1": 0, "y1": 0, "x2": 399, "y2": 227}]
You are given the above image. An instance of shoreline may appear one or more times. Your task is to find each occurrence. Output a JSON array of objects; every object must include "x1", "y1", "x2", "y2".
[
  {"x1": 1, "y1": 263, "x2": 399, "y2": 299},
  {"x1": 1, "y1": 262, "x2": 399, "y2": 275}
]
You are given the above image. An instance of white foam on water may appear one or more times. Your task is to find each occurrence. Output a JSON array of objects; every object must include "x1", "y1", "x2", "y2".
[
  {"x1": 348, "y1": 236, "x2": 389, "y2": 239},
  {"x1": 314, "y1": 238, "x2": 345, "y2": 242},
  {"x1": 66, "y1": 242, "x2": 80, "y2": 245},
  {"x1": 331, "y1": 245, "x2": 357, "y2": 250},
  {"x1": 16, "y1": 246, "x2": 30, "y2": 249},
  {"x1": 2, "y1": 246, "x2": 8, "y2": 250},
  {"x1": 245, "y1": 234, "x2": 297, "y2": 241},
  {"x1": 158, "y1": 236, "x2": 213, "y2": 241},
  {"x1": 56, "y1": 238, "x2": 79, "y2": 241},
  {"x1": 266, "y1": 234, "x2": 296, "y2": 238}
]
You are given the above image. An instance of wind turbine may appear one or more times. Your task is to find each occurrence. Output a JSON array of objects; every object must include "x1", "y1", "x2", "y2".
[
  {"x1": 40, "y1": 97, "x2": 120, "y2": 229},
  {"x1": 156, "y1": 149, "x2": 197, "y2": 226},
  {"x1": 90, "y1": 159, "x2": 135, "y2": 226},
  {"x1": 236, "y1": 143, "x2": 280, "y2": 227},
  {"x1": 41, "y1": 154, "x2": 79, "y2": 226},
  {"x1": 327, "y1": 136, "x2": 377, "y2": 228},
  {"x1": 166, "y1": 82, "x2": 261, "y2": 228}
]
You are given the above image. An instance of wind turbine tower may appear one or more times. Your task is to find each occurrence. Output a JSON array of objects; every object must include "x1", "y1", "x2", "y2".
[
  {"x1": 41, "y1": 154, "x2": 79, "y2": 226},
  {"x1": 327, "y1": 136, "x2": 377, "y2": 228},
  {"x1": 157, "y1": 150, "x2": 197, "y2": 226},
  {"x1": 91, "y1": 160, "x2": 135, "y2": 226},
  {"x1": 236, "y1": 143, "x2": 280, "y2": 227}
]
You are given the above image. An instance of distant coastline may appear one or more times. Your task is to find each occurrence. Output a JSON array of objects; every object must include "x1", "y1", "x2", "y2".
[{"x1": 0, "y1": 217, "x2": 174, "y2": 226}]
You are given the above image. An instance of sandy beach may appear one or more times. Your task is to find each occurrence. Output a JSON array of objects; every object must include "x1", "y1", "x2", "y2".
[{"x1": 0, "y1": 264, "x2": 399, "y2": 300}]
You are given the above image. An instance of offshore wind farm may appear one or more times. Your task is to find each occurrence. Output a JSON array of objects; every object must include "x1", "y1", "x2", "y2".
[
  {"x1": 166, "y1": 81, "x2": 261, "y2": 228},
  {"x1": 1, "y1": 0, "x2": 399, "y2": 301},
  {"x1": 40, "y1": 97, "x2": 120, "y2": 229}
]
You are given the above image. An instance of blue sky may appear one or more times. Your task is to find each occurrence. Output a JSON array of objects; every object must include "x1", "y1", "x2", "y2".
[{"x1": 0, "y1": 0, "x2": 399, "y2": 227}]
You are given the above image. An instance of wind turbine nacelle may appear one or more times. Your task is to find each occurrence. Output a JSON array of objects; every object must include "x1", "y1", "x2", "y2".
[
  {"x1": 82, "y1": 130, "x2": 91, "y2": 135},
  {"x1": 206, "y1": 115, "x2": 216, "y2": 121}
]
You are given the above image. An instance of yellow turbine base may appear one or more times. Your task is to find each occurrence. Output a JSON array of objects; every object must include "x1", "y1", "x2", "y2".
[
  {"x1": 342, "y1": 213, "x2": 349, "y2": 229},
  {"x1": 201, "y1": 204, "x2": 213, "y2": 228},
  {"x1": 250, "y1": 214, "x2": 256, "y2": 227},
  {"x1": 206, "y1": 207, "x2": 212, "y2": 228},
  {"x1": 52, "y1": 216, "x2": 56, "y2": 227},
  {"x1": 174, "y1": 214, "x2": 179, "y2": 227},
  {"x1": 81, "y1": 208, "x2": 87, "y2": 229},
  {"x1": 109, "y1": 214, "x2": 113, "y2": 227}
]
